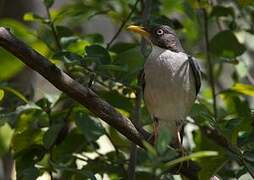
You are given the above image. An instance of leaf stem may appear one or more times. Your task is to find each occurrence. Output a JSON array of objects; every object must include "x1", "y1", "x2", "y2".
[{"x1": 45, "y1": 7, "x2": 62, "y2": 50}]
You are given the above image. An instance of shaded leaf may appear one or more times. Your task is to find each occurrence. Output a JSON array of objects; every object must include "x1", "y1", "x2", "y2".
[
  {"x1": 238, "y1": 0, "x2": 253, "y2": 6},
  {"x1": 56, "y1": 25, "x2": 74, "y2": 38},
  {"x1": 156, "y1": 127, "x2": 172, "y2": 155},
  {"x1": 75, "y1": 112, "x2": 105, "y2": 142},
  {"x1": 210, "y1": 31, "x2": 245, "y2": 58},
  {"x1": 85, "y1": 45, "x2": 111, "y2": 64},
  {"x1": 194, "y1": 129, "x2": 227, "y2": 179},
  {"x1": 51, "y1": 129, "x2": 87, "y2": 164},
  {"x1": 190, "y1": 103, "x2": 215, "y2": 125},
  {"x1": 44, "y1": 0, "x2": 54, "y2": 8},
  {"x1": 210, "y1": 6, "x2": 234, "y2": 17},
  {"x1": 43, "y1": 123, "x2": 64, "y2": 149}
]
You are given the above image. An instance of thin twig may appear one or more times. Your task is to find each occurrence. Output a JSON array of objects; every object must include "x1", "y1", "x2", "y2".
[
  {"x1": 45, "y1": 7, "x2": 62, "y2": 50},
  {"x1": 127, "y1": 74, "x2": 143, "y2": 180},
  {"x1": 127, "y1": 1, "x2": 152, "y2": 179},
  {"x1": 203, "y1": 8, "x2": 217, "y2": 119},
  {"x1": 106, "y1": 0, "x2": 140, "y2": 49}
]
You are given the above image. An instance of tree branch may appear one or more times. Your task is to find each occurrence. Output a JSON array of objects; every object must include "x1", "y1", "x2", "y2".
[
  {"x1": 0, "y1": 27, "x2": 150, "y2": 147},
  {"x1": 0, "y1": 27, "x2": 202, "y2": 179}
]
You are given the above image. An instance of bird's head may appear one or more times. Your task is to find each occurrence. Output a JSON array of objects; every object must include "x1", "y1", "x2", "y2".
[{"x1": 127, "y1": 24, "x2": 183, "y2": 52}]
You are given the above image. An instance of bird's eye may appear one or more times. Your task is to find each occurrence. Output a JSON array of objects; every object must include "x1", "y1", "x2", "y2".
[{"x1": 156, "y1": 29, "x2": 164, "y2": 36}]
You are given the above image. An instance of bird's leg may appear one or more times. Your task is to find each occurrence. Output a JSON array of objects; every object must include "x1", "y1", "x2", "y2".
[
  {"x1": 151, "y1": 117, "x2": 159, "y2": 145},
  {"x1": 174, "y1": 126, "x2": 188, "y2": 173},
  {"x1": 176, "y1": 129, "x2": 185, "y2": 155}
]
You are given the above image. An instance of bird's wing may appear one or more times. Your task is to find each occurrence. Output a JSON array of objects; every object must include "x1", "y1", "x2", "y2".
[{"x1": 188, "y1": 55, "x2": 201, "y2": 95}]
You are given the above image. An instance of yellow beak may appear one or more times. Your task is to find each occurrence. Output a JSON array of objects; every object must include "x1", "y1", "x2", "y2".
[{"x1": 127, "y1": 25, "x2": 150, "y2": 37}]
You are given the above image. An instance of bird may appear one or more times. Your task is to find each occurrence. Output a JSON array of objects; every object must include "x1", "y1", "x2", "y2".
[{"x1": 127, "y1": 24, "x2": 201, "y2": 150}]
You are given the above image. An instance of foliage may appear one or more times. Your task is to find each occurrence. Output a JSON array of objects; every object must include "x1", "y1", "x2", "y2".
[{"x1": 0, "y1": 0, "x2": 254, "y2": 179}]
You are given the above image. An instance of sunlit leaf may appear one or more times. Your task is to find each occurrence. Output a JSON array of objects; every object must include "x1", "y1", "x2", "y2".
[
  {"x1": 231, "y1": 83, "x2": 254, "y2": 96},
  {"x1": 0, "y1": 124, "x2": 13, "y2": 156},
  {"x1": 0, "y1": 89, "x2": 4, "y2": 101},
  {"x1": 0, "y1": 87, "x2": 29, "y2": 103},
  {"x1": 23, "y1": 12, "x2": 46, "y2": 22}
]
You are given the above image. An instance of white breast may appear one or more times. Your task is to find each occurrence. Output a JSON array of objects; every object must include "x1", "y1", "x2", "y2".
[{"x1": 144, "y1": 46, "x2": 196, "y2": 132}]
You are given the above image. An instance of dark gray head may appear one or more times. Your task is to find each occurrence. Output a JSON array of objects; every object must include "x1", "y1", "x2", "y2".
[
  {"x1": 146, "y1": 25, "x2": 184, "y2": 52},
  {"x1": 127, "y1": 24, "x2": 184, "y2": 52}
]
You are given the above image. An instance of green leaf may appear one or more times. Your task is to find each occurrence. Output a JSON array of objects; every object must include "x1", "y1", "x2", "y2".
[
  {"x1": 210, "y1": 30, "x2": 245, "y2": 58},
  {"x1": 43, "y1": 0, "x2": 54, "y2": 8},
  {"x1": 110, "y1": 43, "x2": 137, "y2": 53},
  {"x1": 0, "y1": 19, "x2": 49, "y2": 80},
  {"x1": 0, "y1": 124, "x2": 13, "y2": 156},
  {"x1": 156, "y1": 127, "x2": 172, "y2": 154},
  {"x1": 56, "y1": 25, "x2": 74, "y2": 38},
  {"x1": 162, "y1": 151, "x2": 218, "y2": 169},
  {"x1": 231, "y1": 83, "x2": 254, "y2": 96},
  {"x1": 194, "y1": 129, "x2": 228, "y2": 179},
  {"x1": 0, "y1": 86, "x2": 29, "y2": 103},
  {"x1": 210, "y1": 6, "x2": 234, "y2": 17},
  {"x1": 238, "y1": 0, "x2": 253, "y2": 6},
  {"x1": 190, "y1": 103, "x2": 215, "y2": 125},
  {"x1": 244, "y1": 151, "x2": 254, "y2": 162},
  {"x1": 20, "y1": 166, "x2": 40, "y2": 180},
  {"x1": 220, "y1": 94, "x2": 252, "y2": 144},
  {"x1": 143, "y1": 141, "x2": 157, "y2": 157},
  {"x1": 75, "y1": 112, "x2": 105, "y2": 142},
  {"x1": 97, "y1": 64, "x2": 128, "y2": 72},
  {"x1": 23, "y1": 12, "x2": 46, "y2": 22},
  {"x1": 243, "y1": 161, "x2": 254, "y2": 177},
  {"x1": 0, "y1": 89, "x2": 4, "y2": 101},
  {"x1": 113, "y1": 47, "x2": 144, "y2": 83},
  {"x1": 84, "y1": 33, "x2": 104, "y2": 44},
  {"x1": 85, "y1": 45, "x2": 111, "y2": 64},
  {"x1": 43, "y1": 123, "x2": 64, "y2": 149},
  {"x1": 99, "y1": 90, "x2": 133, "y2": 112},
  {"x1": 51, "y1": 129, "x2": 87, "y2": 164}
]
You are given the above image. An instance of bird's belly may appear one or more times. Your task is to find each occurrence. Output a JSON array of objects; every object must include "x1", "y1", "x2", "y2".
[{"x1": 144, "y1": 56, "x2": 196, "y2": 128}]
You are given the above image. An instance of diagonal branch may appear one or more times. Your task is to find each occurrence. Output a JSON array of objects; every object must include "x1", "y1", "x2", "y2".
[
  {"x1": 0, "y1": 27, "x2": 203, "y2": 179},
  {"x1": 0, "y1": 27, "x2": 150, "y2": 147}
]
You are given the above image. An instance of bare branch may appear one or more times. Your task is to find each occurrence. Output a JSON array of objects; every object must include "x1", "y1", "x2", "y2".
[{"x1": 0, "y1": 27, "x2": 150, "y2": 147}]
